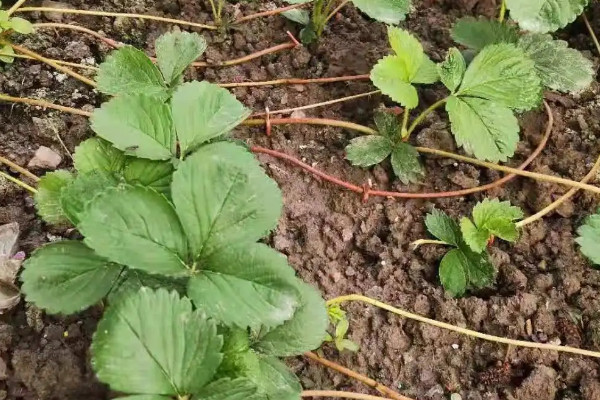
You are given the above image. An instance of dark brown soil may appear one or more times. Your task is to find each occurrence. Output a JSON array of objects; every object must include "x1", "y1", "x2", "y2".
[{"x1": 1, "y1": 0, "x2": 600, "y2": 399}]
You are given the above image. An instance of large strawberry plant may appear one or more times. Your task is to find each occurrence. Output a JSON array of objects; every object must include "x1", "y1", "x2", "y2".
[{"x1": 21, "y1": 31, "x2": 328, "y2": 400}]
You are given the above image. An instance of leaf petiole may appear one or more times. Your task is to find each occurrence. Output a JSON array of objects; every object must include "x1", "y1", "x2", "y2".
[
  {"x1": 400, "y1": 108, "x2": 410, "y2": 139},
  {"x1": 498, "y1": 0, "x2": 507, "y2": 22},
  {"x1": 406, "y1": 97, "x2": 448, "y2": 136}
]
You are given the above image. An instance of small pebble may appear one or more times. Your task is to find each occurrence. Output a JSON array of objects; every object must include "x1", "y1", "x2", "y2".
[{"x1": 28, "y1": 146, "x2": 62, "y2": 169}]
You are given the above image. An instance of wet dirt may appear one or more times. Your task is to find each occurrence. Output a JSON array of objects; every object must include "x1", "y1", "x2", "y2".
[{"x1": 1, "y1": 0, "x2": 600, "y2": 399}]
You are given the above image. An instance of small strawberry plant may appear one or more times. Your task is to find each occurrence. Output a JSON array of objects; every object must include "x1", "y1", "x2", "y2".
[
  {"x1": 21, "y1": 31, "x2": 328, "y2": 399},
  {"x1": 348, "y1": 17, "x2": 593, "y2": 183},
  {"x1": 283, "y1": 0, "x2": 411, "y2": 44},
  {"x1": 423, "y1": 199, "x2": 524, "y2": 296},
  {"x1": 0, "y1": 1, "x2": 33, "y2": 63}
]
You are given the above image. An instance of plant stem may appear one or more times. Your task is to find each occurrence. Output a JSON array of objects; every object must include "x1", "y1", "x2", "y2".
[
  {"x1": 16, "y1": 7, "x2": 217, "y2": 30},
  {"x1": 243, "y1": 117, "x2": 377, "y2": 135},
  {"x1": 583, "y1": 13, "x2": 600, "y2": 55},
  {"x1": 34, "y1": 23, "x2": 121, "y2": 49},
  {"x1": 410, "y1": 239, "x2": 448, "y2": 250},
  {"x1": 218, "y1": 74, "x2": 370, "y2": 88},
  {"x1": 0, "y1": 52, "x2": 98, "y2": 70},
  {"x1": 192, "y1": 42, "x2": 296, "y2": 68},
  {"x1": 252, "y1": 90, "x2": 380, "y2": 117},
  {"x1": 235, "y1": 3, "x2": 308, "y2": 24},
  {"x1": 327, "y1": 294, "x2": 600, "y2": 359},
  {"x1": 6, "y1": 0, "x2": 28, "y2": 15},
  {"x1": 7, "y1": 42, "x2": 97, "y2": 87},
  {"x1": 406, "y1": 98, "x2": 448, "y2": 136},
  {"x1": 0, "y1": 171, "x2": 37, "y2": 193},
  {"x1": 0, "y1": 155, "x2": 39, "y2": 182},
  {"x1": 301, "y1": 391, "x2": 395, "y2": 400},
  {"x1": 517, "y1": 153, "x2": 600, "y2": 228},
  {"x1": 304, "y1": 352, "x2": 410, "y2": 400},
  {"x1": 400, "y1": 108, "x2": 410, "y2": 139},
  {"x1": 0, "y1": 93, "x2": 92, "y2": 117},
  {"x1": 416, "y1": 146, "x2": 600, "y2": 195},
  {"x1": 325, "y1": 0, "x2": 351, "y2": 23},
  {"x1": 498, "y1": 0, "x2": 507, "y2": 22}
]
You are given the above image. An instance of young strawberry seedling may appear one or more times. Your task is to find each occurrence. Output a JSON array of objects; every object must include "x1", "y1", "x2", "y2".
[{"x1": 283, "y1": 0, "x2": 411, "y2": 44}]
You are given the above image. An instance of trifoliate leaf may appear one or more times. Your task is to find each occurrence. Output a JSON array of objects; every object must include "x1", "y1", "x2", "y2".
[
  {"x1": 390, "y1": 142, "x2": 425, "y2": 184},
  {"x1": 92, "y1": 288, "x2": 223, "y2": 396},
  {"x1": 352, "y1": 0, "x2": 411, "y2": 25},
  {"x1": 73, "y1": 138, "x2": 126, "y2": 176},
  {"x1": 576, "y1": 211, "x2": 600, "y2": 266},
  {"x1": 97, "y1": 47, "x2": 168, "y2": 99},
  {"x1": 155, "y1": 31, "x2": 207, "y2": 85},
  {"x1": 122, "y1": 158, "x2": 174, "y2": 195},
  {"x1": 171, "y1": 82, "x2": 251, "y2": 157},
  {"x1": 60, "y1": 171, "x2": 119, "y2": 225},
  {"x1": 374, "y1": 111, "x2": 400, "y2": 138},
  {"x1": 451, "y1": 17, "x2": 518, "y2": 51},
  {"x1": 188, "y1": 243, "x2": 300, "y2": 330},
  {"x1": 194, "y1": 378, "x2": 260, "y2": 400},
  {"x1": 0, "y1": 44, "x2": 15, "y2": 63},
  {"x1": 446, "y1": 96, "x2": 520, "y2": 162},
  {"x1": 345, "y1": 136, "x2": 392, "y2": 167},
  {"x1": 439, "y1": 48, "x2": 466, "y2": 93},
  {"x1": 9, "y1": 17, "x2": 33, "y2": 34},
  {"x1": 281, "y1": 9, "x2": 310, "y2": 25},
  {"x1": 471, "y1": 198, "x2": 523, "y2": 238},
  {"x1": 171, "y1": 142, "x2": 282, "y2": 261},
  {"x1": 425, "y1": 209, "x2": 462, "y2": 247},
  {"x1": 35, "y1": 170, "x2": 74, "y2": 225},
  {"x1": 413, "y1": 57, "x2": 439, "y2": 84},
  {"x1": 439, "y1": 249, "x2": 468, "y2": 296},
  {"x1": 506, "y1": 0, "x2": 589, "y2": 33},
  {"x1": 254, "y1": 280, "x2": 327, "y2": 357},
  {"x1": 371, "y1": 56, "x2": 419, "y2": 108},
  {"x1": 457, "y1": 43, "x2": 542, "y2": 111},
  {"x1": 91, "y1": 95, "x2": 175, "y2": 161},
  {"x1": 518, "y1": 33, "x2": 594, "y2": 93},
  {"x1": 21, "y1": 241, "x2": 122, "y2": 314},
  {"x1": 79, "y1": 186, "x2": 189, "y2": 275}
]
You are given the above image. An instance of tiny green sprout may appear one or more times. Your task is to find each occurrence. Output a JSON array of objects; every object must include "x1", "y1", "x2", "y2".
[
  {"x1": 283, "y1": 0, "x2": 412, "y2": 44},
  {"x1": 423, "y1": 199, "x2": 524, "y2": 297},
  {"x1": 0, "y1": 4, "x2": 33, "y2": 64},
  {"x1": 325, "y1": 304, "x2": 360, "y2": 352}
]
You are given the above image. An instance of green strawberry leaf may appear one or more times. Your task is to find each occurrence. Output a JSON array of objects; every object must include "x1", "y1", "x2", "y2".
[
  {"x1": 390, "y1": 142, "x2": 425, "y2": 184},
  {"x1": 79, "y1": 186, "x2": 189, "y2": 275},
  {"x1": 351, "y1": 0, "x2": 411, "y2": 24},
  {"x1": 92, "y1": 288, "x2": 223, "y2": 396},
  {"x1": 251, "y1": 356, "x2": 302, "y2": 400},
  {"x1": 281, "y1": 9, "x2": 310, "y2": 25},
  {"x1": 451, "y1": 17, "x2": 518, "y2": 51},
  {"x1": 21, "y1": 241, "x2": 122, "y2": 314},
  {"x1": 0, "y1": 44, "x2": 15, "y2": 63},
  {"x1": 122, "y1": 158, "x2": 174, "y2": 196},
  {"x1": 171, "y1": 81, "x2": 251, "y2": 157},
  {"x1": 73, "y1": 138, "x2": 127, "y2": 176},
  {"x1": 374, "y1": 111, "x2": 400, "y2": 138},
  {"x1": 506, "y1": 0, "x2": 590, "y2": 33},
  {"x1": 254, "y1": 280, "x2": 328, "y2": 357},
  {"x1": 187, "y1": 243, "x2": 300, "y2": 330},
  {"x1": 107, "y1": 268, "x2": 187, "y2": 304},
  {"x1": 457, "y1": 43, "x2": 543, "y2": 111},
  {"x1": 425, "y1": 209, "x2": 463, "y2": 247},
  {"x1": 446, "y1": 96, "x2": 520, "y2": 162},
  {"x1": 91, "y1": 95, "x2": 176, "y2": 160},
  {"x1": 345, "y1": 136, "x2": 393, "y2": 167},
  {"x1": 460, "y1": 218, "x2": 491, "y2": 254},
  {"x1": 438, "y1": 48, "x2": 466, "y2": 93},
  {"x1": 9, "y1": 17, "x2": 33, "y2": 34},
  {"x1": 193, "y1": 378, "x2": 260, "y2": 400},
  {"x1": 35, "y1": 170, "x2": 74, "y2": 225},
  {"x1": 518, "y1": 33, "x2": 594, "y2": 93},
  {"x1": 413, "y1": 57, "x2": 439, "y2": 84},
  {"x1": 171, "y1": 142, "x2": 282, "y2": 261},
  {"x1": 439, "y1": 249, "x2": 468, "y2": 296},
  {"x1": 155, "y1": 31, "x2": 207, "y2": 85},
  {"x1": 460, "y1": 244, "x2": 496, "y2": 289},
  {"x1": 576, "y1": 211, "x2": 600, "y2": 266},
  {"x1": 60, "y1": 171, "x2": 119, "y2": 225},
  {"x1": 97, "y1": 47, "x2": 168, "y2": 99}
]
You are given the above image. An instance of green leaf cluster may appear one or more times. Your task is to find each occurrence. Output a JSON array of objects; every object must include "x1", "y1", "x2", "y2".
[
  {"x1": 0, "y1": 3, "x2": 34, "y2": 63},
  {"x1": 506, "y1": 0, "x2": 589, "y2": 33},
  {"x1": 23, "y1": 31, "x2": 328, "y2": 400},
  {"x1": 345, "y1": 111, "x2": 424, "y2": 184},
  {"x1": 576, "y1": 210, "x2": 600, "y2": 267},
  {"x1": 283, "y1": 0, "x2": 412, "y2": 44},
  {"x1": 324, "y1": 305, "x2": 360, "y2": 352},
  {"x1": 425, "y1": 199, "x2": 523, "y2": 296}
]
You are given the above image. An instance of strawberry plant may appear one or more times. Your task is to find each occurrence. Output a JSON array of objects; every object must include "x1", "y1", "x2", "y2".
[
  {"x1": 423, "y1": 199, "x2": 524, "y2": 296},
  {"x1": 0, "y1": 1, "x2": 33, "y2": 63},
  {"x1": 21, "y1": 30, "x2": 328, "y2": 399},
  {"x1": 576, "y1": 210, "x2": 600, "y2": 266},
  {"x1": 348, "y1": 21, "x2": 593, "y2": 183},
  {"x1": 283, "y1": 0, "x2": 411, "y2": 44}
]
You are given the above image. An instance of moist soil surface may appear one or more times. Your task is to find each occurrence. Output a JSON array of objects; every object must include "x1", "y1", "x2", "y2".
[{"x1": 1, "y1": 0, "x2": 600, "y2": 399}]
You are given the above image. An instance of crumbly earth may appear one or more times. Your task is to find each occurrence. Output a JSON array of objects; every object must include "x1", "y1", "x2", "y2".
[{"x1": 0, "y1": 0, "x2": 600, "y2": 399}]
